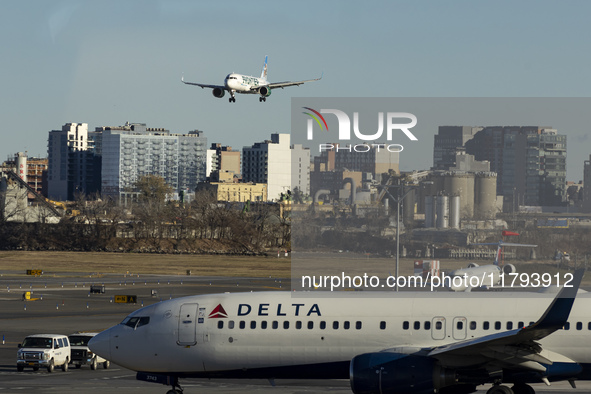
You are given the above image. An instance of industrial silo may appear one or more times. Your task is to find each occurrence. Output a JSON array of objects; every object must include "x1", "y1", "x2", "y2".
[
  {"x1": 474, "y1": 172, "x2": 498, "y2": 219},
  {"x1": 425, "y1": 195, "x2": 435, "y2": 228},
  {"x1": 436, "y1": 195, "x2": 449, "y2": 228},
  {"x1": 449, "y1": 195, "x2": 460, "y2": 229},
  {"x1": 402, "y1": 186, "x2": 416, "y2": 224},
  {"x1": 444, "y1": 172, "x2": 474, "y2": 219},
  {"x1": 16, "y1": 152, "x2": 27, "y2": 183}
]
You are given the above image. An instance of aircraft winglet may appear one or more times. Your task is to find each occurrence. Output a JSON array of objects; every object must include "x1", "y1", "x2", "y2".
[{"x1": 523, "y1": 268, "x2": 584, "y2": 339}]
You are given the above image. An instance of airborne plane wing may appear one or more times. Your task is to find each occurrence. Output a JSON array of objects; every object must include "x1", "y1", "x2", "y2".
[
  {"x1": 267, "y1": 73, "x2": 323, "y2": 89},
  {"x1": 428, "y1": 269, "x2": 584, "y2": 371},
  {"x1": 180, "y1": 75, "x2": 224, "y2": 90}
]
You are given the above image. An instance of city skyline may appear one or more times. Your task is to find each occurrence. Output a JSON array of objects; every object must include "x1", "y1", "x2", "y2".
[{"x1": 2, "y1": 1, "x2": 591, "y2": 180}]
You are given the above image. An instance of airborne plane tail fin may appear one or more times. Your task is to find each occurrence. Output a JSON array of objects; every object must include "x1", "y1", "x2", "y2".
[{"x1": 260, "y1": 55, "x2": 268, "y2": 80}]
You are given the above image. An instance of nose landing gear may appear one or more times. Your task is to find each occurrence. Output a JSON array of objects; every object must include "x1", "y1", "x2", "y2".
[
  {"x1": 166, "y1": 378, "x2": 183, "y2": 394},
  {"x1": 259, "y1": 97, "x2": 266, "y2": 102}
]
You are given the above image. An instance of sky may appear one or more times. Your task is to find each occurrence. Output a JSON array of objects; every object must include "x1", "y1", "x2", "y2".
[{"x1": 1, "y1": 0, "x2": 591, "y2": 180}]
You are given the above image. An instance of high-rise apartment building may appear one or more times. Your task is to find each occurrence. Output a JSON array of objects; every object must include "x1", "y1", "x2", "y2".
[
  {"x1": 206, "y1": 144, "x2": 241, "y2": 180},
  {"x1": 99, "y1": 123, "x2": 207, "y2": 200},
  {"x1": 435, "y1": 125, "x2": 567, "y2": 208},
  {"x1": 243, "y1": 133, "x2": 308, "y2": 201},
  {"x1": 47, "y1": 123, "x2": 100, "y2": 200},
  {"x1": 433, "y1": 126, "x2": 482, "y2": 170}
]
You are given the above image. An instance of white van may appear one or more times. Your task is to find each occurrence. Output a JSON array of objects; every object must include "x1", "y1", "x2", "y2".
[
  {"x1": 17, "y1": 334, "x2": 71, "y2": 372},
  {"x1": 68, "y1": 333, "x2": 110, "y2": 370}
]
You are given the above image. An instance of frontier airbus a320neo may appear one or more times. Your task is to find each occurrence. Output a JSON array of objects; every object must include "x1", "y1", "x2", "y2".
[
  {"x1": 181, "y1": 56, "x2": 321, "y2": 102},
  {"x1": 89, "y1": 270, "x2": 591, "y2": 394}
]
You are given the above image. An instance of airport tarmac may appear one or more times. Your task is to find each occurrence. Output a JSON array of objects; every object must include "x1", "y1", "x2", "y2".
[{"x1": 0, "y1": 271, "x2": 588, "y2": 394}]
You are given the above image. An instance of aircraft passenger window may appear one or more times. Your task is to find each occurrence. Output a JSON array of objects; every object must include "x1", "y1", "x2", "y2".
[
  {"x1": 239, "y1": 321, "x2": 245, "y2": 329},
  {"x1": 483, "y1": 321, "x2": 489, "y2": 330},
  {"x1": 261, "y1": 321, "x2": 267, "y2": 329},
  {"x1": 413, "y1": 321, "x2": 420, "y2": 330},
  {"x1": 424, "y1": 321, "x2": 431, "y2": 330},
  {"x1": 506, "y1": 322, "x2": 513, "y2": 330},
  {"x1": 469, "y1": 321, "x2": 477, "y2": 330},
  {"x1": 320, "y1": 321, "x2": 326, "y2": 330},
  {"x1": 228, "y1": 321, "x2": 235, "y2": 329},
  {"x1": 272, "y1": 321, "x2": 279, "y2": 329},
  {"x1": 218, "y1": 321, "x2": 224, "y2": 329},
  {"x1": 344, "y1": 321, "x2": 350, "y2": 330},
  {"x1": 588, "y1": 322, "x2": 591, "y2": 330},
  {"x1": 403, "y1": 321, "x2": 409, "y2": 330},
  {"x1": 380, "y1": 321, "x2": 386, "y2": 330},
  {"x1": 296, "y1": 321, "x2": 302, "y2": 329},
  {"x1": 529, "y1": 321, "x2": 534, "y2": 326},
  {"x1": 518, "y1": 321, "x2": 524, "y2": 328},
  {"x1": 577, "y1": 322, "x2": 582, "y2": 330},
  {"x1": 564, "y1": 322, "x2": 570, "y2": 330},
  {"x1": 435, "y1": 321, "x2": 442, "y2": 330},
  {"x1": 308, "y1": 321, "x2": 314, "y2": 329},
  {"x1": 456, "y1": 321, "x2": 463, "y2": 330},
  {"x1": 356, "y1": 321, "x2": 362, "y2": 330},
  {"x1": 284, "y1": 321, "x2": 289, "y2": 329},
  {"x1": 250, "y1": 321, "x2": 256, "y2": 329},
  {"x1": 333, "y1": 321, "x2": 339, "y2": 329},
  {"x1": 494, "y1": 321, "x2": 501, "y2": 330}
]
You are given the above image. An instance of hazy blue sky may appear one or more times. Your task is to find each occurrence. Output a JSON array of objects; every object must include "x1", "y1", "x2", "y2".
[{"x1": 2, "y1": 0, "x2": 591, "y2": 179}]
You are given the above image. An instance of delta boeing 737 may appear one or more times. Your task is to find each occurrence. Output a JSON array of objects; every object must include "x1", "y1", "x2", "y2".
[
  {"x1": 89, "y1": 270, "x2": 588, "y2": 394},
  {"x1": 181, "y1": 56, "x2": 321, "y2": 102}
]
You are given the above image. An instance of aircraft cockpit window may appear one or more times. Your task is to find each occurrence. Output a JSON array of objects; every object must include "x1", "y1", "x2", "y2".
[{"x1": 121, "y1": 316, "x2": 150, "y2": 329}]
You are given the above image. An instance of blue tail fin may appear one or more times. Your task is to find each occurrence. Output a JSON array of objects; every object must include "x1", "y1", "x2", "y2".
[{"x1": 260, "y1": 55, "x2": 268, "y2": 80}]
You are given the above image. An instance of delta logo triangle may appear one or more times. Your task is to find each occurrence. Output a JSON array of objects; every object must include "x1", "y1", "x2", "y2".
[{"x1": 208, "y1": 304, "x2": 228, "y2": 318}]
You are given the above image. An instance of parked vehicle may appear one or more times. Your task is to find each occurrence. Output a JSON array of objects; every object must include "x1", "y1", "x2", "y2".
[
  {"x1": 17, "y1": 334, "x2": 70, "y2": 372},
  {"x1": 68, "y1": 333, "x2": 110, "y2": 370}
]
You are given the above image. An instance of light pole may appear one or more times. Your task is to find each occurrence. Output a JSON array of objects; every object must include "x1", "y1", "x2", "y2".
[{"x1": 381, "y1": 183, "x2": 422, "y2": 292}]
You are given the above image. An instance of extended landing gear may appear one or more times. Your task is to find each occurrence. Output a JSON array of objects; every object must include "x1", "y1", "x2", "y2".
[
  {"x1": 228, "y1": 97, "x2": 236, "y2": 103},
  {"x1": 511, "y1": 383, "x2": 535, "y2": 394},
  {"x1": 166, "y1": 377, "x2": 183, "y2": 394},
  {"x1": 259, "y1": 97, "x2": 266, "y2": 102},
  {"x1": 486, "y1": 383, "x2": 535, "y2": 394},
  {"x1": 486, "y1": 385, "x2": 513, "y2": 394}
]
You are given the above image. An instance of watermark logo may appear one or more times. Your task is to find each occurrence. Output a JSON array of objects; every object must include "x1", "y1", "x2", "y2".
[{"x1": 303, "y1": 107, "x2": 418, "y2": 142}]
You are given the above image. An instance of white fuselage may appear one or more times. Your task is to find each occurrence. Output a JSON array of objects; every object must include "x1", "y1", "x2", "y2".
[
  {"x1": 224, "y1": 73, "x2": 268, "y2": 94},
  {"x1": 89, "y1": 291, "x2": 591, "y2": 377}
]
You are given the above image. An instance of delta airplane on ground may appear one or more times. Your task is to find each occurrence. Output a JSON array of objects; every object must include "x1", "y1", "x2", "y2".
[
  {"x1": 181, "y1": 56, "x2": 322, "y2": 102},
  {"x1": 448, "y1": 241, "x2": 538, "y2": 292},
  {"x1": 89, "y1": 270, "x2": 591, "y2": 394}
]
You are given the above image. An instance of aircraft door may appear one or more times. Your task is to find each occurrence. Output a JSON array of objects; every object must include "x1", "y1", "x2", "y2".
[
  {"x1": 178, "y1": 303, "x2": 199, "y2": 346},
  {"x1": 452, "y1": 317, "x2": 467, "y2": 340},
  {"x1": 431, "y1": 317, "x2": 446, "y2": 340}
]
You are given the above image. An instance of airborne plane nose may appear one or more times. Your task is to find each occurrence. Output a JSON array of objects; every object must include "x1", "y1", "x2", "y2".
[{"x1": 89, "y1": 329, "x2": 111, "y2": 361}]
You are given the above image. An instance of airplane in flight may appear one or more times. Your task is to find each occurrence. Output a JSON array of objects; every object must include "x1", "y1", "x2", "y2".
[
  {"x1": 448, "y1": 241, "x2": 538, "y2": 291},
  {"x1": 181, "y1": 56, "x2": 322, "y2": 102},
  {"x1": 89, "y1": 270, "x2": 589, "y2": 394}
]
